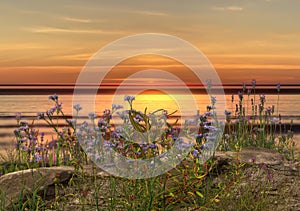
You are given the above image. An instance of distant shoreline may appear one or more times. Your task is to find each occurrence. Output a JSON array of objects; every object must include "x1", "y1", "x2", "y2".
[{"x1": 1, "y1": 87, "x2": 300, "y2": 95}]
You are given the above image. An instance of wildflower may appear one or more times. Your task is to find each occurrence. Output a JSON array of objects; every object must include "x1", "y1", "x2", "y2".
[
  {"x1": 247, "y1": 89, "x2": 251, "y2": 95},
  {"x1": 73, "y1": 104, "x2": 82, "y2": 112},
  {"x1": 238, "y1": 91, "x2": 243, "y2": 101},
  {"x1": 201, "y1": 141, "x2": 215, "y2": 150},
  {"x1": 46, "y1": 107, "x2": 56, "y2": 116},
  {"x1": 206, "y1": 79, "x2": 212, "y2": 90},
  {"x1": 276, "y1": 83, "x2": 280, "y2": 92},
  {"x1": 41, "y1": 132, "x2": 44, "y2": 142},
  {"x1": 203, "y1": 125, "x2": 219, "y2": 132},
  {"x1": 48, "y1": 94, "x2": 58, "y2": 101},
  {"x1": 15, "y1": 112, "x2": 22, "y2": 121},
  {"x1": 37, "y1": 112, "x2": 45, "y2": 119},
  {"x1": 34, "y1": 152, "x2": 42, "y2": 163},
  {"x1": 271, "y1": 117, "x2": 279, "y2": 124},
  {"x1": 98, "y1": 119, "x2": 107, "y2": 130},
  {"x1": 48, "y1": 140, "x2": 57, "y2": 148},
  {"x1": 112, "y1": 104, "x2": 123, "y2": 111},
  {"x1": 66, "y1": 119, "x2": 76, "y2": 126},
  {"x1": 211, "y1": 96, "x2": 217, "y2": 106},
  {"x1": 259, "y1": 94, "x2": 265, "y2": 104},
  {"x1": 192, "y1": 149, "x2": 199, "y2": 158},
  {"x1": 265, "y1": 107, "x2": 272, "y2": 116},
  {"x1": 242, "y1": 82, "x2": 246, "y2": 92},
  {"x1": 224, "y1": 110, "x2": 231, "y2": 116},
  {"x1": 88, "y1": 112, "x2": 97, "y2": 120},
  {"x1": 130, "y1": 195, "x2": 136, "y2": 201},
  {"x1": 124, "y1": 95, "x2": 135, "y2": 103},
  {"x1": 55, "y1": 102, "x2": 62, "y2": 111},
  {"x1": 103, "y1": 109, "x2": 112, "y2": 121},
  {"x1": 149, "y1": 143, "x2": 157, "y2": 149},
  {"x1": 251, "y1": 79, "x2": 256, "y2": 88}
]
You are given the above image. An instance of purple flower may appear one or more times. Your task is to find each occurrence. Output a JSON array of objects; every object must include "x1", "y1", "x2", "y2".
[
  {"x1": 247, "y1": 89, "x2": 251, "y2": 95},
  {"x1": 103, "y1": 109, "x2": 112, "y2": 121},
  {"x1": 201, "y1": 141, "x2": 214, "y2": 150},
  {"x1": 37, "y1": 112, "x2": 44, "y2": 119},
  {"x1": 48, "y1": 140, "x2": 57, "y2": 148},
  {"x1": 73, "y1": 104, "x2": 82, "y2": 112},
  {"x1": 238, "y1": 91, "x2": 243, "y2": 101},
  {"x1": 149, "y1": 143, "x2": 157, "y2": 149},
  {"x1": 242, "y1": 82, "x2": 246, "y2": 92},
  {"x1": 34, "y1": 152, "x2": 42, "y2": 162},
  {"x1": 66, "y1": 119, "x2": 76, "y2": 126},
  {"x1": 15, "y1": 112, "x2": 22, "y2": 121},
  {"x1": 46, "y1": 107, "x2": 56, "y2": 115},
  {"x1": 224, "y1": 110, "x2": 231, "y2": 116},
  {"x1": 192, "y1": 149, "x2": 199, "y2": 158},
  {"x1": 260, "y1": 94, "x2": 266, "y2": 104},
  {"x1": 251, "y1": 79, "x2": 256, "y2": 88},
  {"x1": 276, "y1": 83, "x2": 280, "y2": 92},
  {"x1": 48, "y1": 94, "x2": 58, "y2": 101},
  {"x1": 112, "y1": 104, "x2": 123, "y2": 110},
  {"x1": 88, "y1": 112, "x2": 98, "y2": 120},
  {"x1": 98, "y1": 119, "x2": 107, "y2": 129},
  {"x1": 206, "y1": 79, "x2": 212, "y2": 90},
  {"x1": 124, "y1": 95, "x2": 135, "y2": 103},
  {"x1": 211, "y1": 96, "x2": 217, "y2": 105}
]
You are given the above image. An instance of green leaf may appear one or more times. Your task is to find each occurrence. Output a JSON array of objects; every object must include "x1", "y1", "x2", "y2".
[{"x1": 196, "y1": 191, "x2": 204, "y2": 198}]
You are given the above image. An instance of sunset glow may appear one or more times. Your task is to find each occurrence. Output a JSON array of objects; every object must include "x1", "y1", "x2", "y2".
[{"x1": 0, "y1": 0, "x2": 299, "y2": 86}]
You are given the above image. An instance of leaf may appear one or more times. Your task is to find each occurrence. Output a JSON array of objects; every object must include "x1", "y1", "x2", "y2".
[
  {"x1": 196, "y1": 191, "x2": 204, "y2": 198},
  {"x1": 188, "y1": 192, "x2": 195, "y2": 196}
]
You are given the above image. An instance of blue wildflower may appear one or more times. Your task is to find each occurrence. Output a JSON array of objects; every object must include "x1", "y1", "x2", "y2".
[
  {"x1": 37, "y1": 112, "x2": 45, "y2": 119},
  {"x1": 124, "y1": 95, "x2": 135, "y2": 103},
  {"x1": 73, "y1": 104, "x2": 82, "y2": 112},
  {"x1": 48, "y1": 94, "x2": 58, "y2": 101},
  {"x1": 88, "y1": 112, "x2": 98, "y2": 120},
  {"x1": 112, "y1": 104, "x2": 123, "y2": 110},
  {"x1": 276, "y1": 83, "x2": 280, "y2": 92}
]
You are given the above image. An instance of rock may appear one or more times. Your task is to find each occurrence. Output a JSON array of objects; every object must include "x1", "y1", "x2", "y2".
[
  {"x1": 214, "y1": 147, "x2": 286, "y2": 166},
  {"x1": 0, "y1": 166, "x2": 73, "y2": 208},
  {"x1": 0, "y1": 165, "x2": 108, "y2": 208}
]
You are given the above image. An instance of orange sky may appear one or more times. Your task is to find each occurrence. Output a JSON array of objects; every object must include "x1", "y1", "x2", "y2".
[{"x1": 1, "y1": 0, "x2": 300, "y2": 85}]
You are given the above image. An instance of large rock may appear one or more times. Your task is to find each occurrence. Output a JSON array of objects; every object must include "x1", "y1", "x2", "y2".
[
  {"x1": 0, "y1": 165, "x2": 108, "y2": 208},
  {"x1": 214, "y1": 147, "x2": 286, "y2": 166}
]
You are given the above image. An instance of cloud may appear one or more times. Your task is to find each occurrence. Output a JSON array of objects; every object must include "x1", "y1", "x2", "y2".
[
  {"x1": 212, "y1": 6, "x2": 244, "y2": 12},
  {"x1": 26, "y1": 26, "x2": 124, "y2": 35},
  {"x1": 63, "y1": 17, "x2": 92, "y2": 23},
  {"x1": 133, "y1": 10, "x2": 169, "y2": 16}
]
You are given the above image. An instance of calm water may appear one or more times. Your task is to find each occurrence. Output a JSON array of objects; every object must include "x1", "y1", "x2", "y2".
[{"x1": 1, "y1": 93, "x2": 300, "y2": 149}]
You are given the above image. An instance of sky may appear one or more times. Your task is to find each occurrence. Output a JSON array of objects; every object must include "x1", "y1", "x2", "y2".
[{"x1": 0, "y1": 0, "x2": 300, "y2": 86}]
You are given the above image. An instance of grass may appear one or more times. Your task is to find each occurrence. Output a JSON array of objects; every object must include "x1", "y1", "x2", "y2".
[{"x1": 0, "y1": 81, "x2": 299, "y2": 210}]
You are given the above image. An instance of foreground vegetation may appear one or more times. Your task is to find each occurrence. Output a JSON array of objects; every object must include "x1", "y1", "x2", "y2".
[{"x1": 0, "y1": 80, "x2": 299, "y2": 210}]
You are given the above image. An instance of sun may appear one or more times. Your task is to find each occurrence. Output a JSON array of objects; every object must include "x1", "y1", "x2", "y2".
[{"x1": 134, "y1": 89, "x2": 181, "y2": 119}]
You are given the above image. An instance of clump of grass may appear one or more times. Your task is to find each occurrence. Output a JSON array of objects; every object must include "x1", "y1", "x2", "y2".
[{"x1": 219, "y1": 81, "x2": 296, "y2": 160}]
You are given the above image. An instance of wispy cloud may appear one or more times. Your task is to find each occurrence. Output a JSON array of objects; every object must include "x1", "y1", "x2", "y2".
[
  {"x1": 26, "y1": 26, "x2": 124, "y2": 35},
  {"x1": 133, "y1": 10, "x2": 169, "y2": 16},
  {"x1": 0, "y1": 43, "x2": 48, "y2": 51},
  {"x1": 212, "y1": 6, "x2": 244, "y2": 12},
  {"x1": 63, "y1": 17, "x2": 92, "y2": 23}
]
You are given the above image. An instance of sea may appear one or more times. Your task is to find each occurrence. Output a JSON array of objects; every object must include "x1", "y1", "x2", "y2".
[{"x1": 1, "y1": 85, "x2": 300, "y2": 152}]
